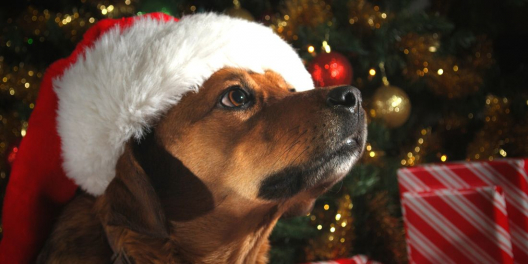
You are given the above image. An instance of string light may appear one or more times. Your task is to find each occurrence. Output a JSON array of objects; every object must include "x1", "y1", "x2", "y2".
[
  {"x1": 398, "y1": 33, "x2": 493, "y2": 98},
  {"x1": 306, "y1": 194, "x2": 354, "y2": 260},
  {"x1": 271, "y1": 0, "x2": 332, "y2": 41},
  {"x1": 401, "y1": 127, "x2": 435, "y2": 166},
  {"x1": 349, "y1": 1, "x2": 388, "y2": 29},
  {"x1": 322, "y1": 40, "x2": 331, "y2": 53},
  {"x1": 499, "y1": 149, "x2": 507, "y2": 157},
  {"x1": 467, "y1": 95, "x2": 524, "y2": 161},
  {"x1": 335, "y1": 214, "x2": 341, "y2": 220}
]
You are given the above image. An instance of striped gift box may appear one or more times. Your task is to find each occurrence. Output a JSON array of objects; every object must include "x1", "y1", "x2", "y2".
[
  {"x1": 398, "y1": 159, "x2": 528, "y2": 264},
  {"x1": 402, "y1": 187, "x2": 512, "y2": 263}
]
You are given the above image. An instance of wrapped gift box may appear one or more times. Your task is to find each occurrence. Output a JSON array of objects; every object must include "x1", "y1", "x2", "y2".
[
  {"x1": 402, "y1": 186, "x2": 513, "y2": 263},
  {"x1": 398, "y1": 159, "x2": 528, "y2": 264}
]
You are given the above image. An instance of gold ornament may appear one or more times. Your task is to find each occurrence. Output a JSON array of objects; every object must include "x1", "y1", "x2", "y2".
[
  {"x1": 371, "y1": 85, "x2": 411, "y2": 128},
  {"x1": 225, "y1": 0, "x2": 254, "y2": 21}
]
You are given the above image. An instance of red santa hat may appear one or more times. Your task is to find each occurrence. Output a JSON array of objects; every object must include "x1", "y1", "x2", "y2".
[{"x1": 0, "y1": 12, "x2": 314, "y2": 263}]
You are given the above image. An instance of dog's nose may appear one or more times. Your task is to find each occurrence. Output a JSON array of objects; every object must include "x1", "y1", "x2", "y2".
[{"x1": 327, "y1": 86, "x2": 361, "y2": 109}]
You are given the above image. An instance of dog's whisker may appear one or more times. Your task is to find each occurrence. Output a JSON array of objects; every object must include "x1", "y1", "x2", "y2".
[
  {"x1": 269, "y1": 129, "x2": 308, "y2": 170},
  {"x1": 286, "y1": 145, "x2": 310, "y2": 169},
  {"x1": 270, "y1": 140, "x2": 300, "y2": 170},
  {"x1": 274, "y1": 125, "x2": 301, "y2": 143},
  {"x1": 331, "y1": 180, "x2": 344, "y2": 193}
]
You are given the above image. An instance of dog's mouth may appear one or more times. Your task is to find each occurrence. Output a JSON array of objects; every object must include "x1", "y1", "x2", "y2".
[
  {"x1": 304, "y1": 133, "x2": 364, "y2": 187},
  {"x1": 258, "y1": 131, "x2": 365, "y2": 201}
]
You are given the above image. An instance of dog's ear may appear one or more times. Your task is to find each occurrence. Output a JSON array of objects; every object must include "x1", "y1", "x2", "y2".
[{"x1": 102, "y1": 141, "x2": 169, "y2": 238}]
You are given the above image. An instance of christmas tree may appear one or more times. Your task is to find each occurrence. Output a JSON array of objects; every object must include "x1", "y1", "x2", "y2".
[{"x1": 1, "y1": 0, "x2": 527, "y2": 263}]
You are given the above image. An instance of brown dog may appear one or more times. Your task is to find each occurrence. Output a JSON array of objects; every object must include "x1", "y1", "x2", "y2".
[{"x1": 37, "y1": 68, "x2": 366, "y2": 263}]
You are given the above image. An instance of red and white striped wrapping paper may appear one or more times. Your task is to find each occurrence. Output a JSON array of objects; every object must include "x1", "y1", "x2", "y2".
[
  {"x1": 305, "y1": 255, "x2": 381, "y2": 264},
  {"x1": 398, "y1": 159, "x2": 528, "y2": 264},
  {"x1": 402, "y1": 186, "x2": 512, "y2": 263}
]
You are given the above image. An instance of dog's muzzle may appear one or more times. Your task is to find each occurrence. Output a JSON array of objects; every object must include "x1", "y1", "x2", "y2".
[
  {"x1": 326, "y1": 85, "x2": 365, "y2": 148},
  {"x1": 258, "y1": 85, "x2": 367, "y2": 201}
]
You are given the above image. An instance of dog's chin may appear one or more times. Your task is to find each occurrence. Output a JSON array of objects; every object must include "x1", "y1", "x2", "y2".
[
  {"x1": 304, "y1": 141, "x2": 362, "y2": 195},
  {"x1": 258, "y1": 135, "x2": 365, "y2": 201},
  {"x1": 280, "y1": 141, "x2": 364, "y2": 218}
]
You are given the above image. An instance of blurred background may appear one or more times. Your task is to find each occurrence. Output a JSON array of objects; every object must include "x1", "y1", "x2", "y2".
[{"x1": 1, "y1": 0, "x2": 527, "y2": 263}]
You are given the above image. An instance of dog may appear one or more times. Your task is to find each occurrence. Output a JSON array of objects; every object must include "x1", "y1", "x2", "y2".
[{"x1": 37, "y1": 68, "x2": 366, "y2": 263}]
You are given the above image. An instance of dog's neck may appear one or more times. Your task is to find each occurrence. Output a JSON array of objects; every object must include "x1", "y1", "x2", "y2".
[
  {"x1": 97, "y1": 133, "x2": 288, "y2": 263},
  {"x1": 99, "y1": 195, "x2": 283, "y2": 264},
  {"x1": 168, "y1": 196, "x2": 282, "y2": 264}
]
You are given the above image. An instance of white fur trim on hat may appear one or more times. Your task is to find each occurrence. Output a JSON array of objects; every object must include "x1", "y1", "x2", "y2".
[{"x1": 54, "y1": 13, "x2": 314, "y2": 195}]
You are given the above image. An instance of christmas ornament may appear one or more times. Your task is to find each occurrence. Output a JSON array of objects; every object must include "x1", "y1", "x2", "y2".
[
  {"x1": 308, "y1": 52, "x2": 353, "y2": 87},
  {"x1": 225, "y1": 0, "x2": 254, "y2": 21},
  {"x1": 371, "y1": 85, "x2": 411, "y2": 128},
  {"x1": 0, "y1": 13, "x2": 314, "y2": 264}
]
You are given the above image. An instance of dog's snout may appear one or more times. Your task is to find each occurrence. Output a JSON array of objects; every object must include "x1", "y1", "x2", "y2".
[{"x1": 326, "y1": 86, "x2": 361, "y2": 109}]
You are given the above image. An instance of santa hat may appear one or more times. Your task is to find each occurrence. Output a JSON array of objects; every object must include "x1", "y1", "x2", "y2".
[{"x1": 0, "y1": 12, "x2": 314, "y2": 263}]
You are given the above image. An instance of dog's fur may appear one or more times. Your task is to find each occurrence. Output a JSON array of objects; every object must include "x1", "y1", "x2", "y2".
[{"x1": 37, "y1": 68, "x2": 366, "y2": 264}]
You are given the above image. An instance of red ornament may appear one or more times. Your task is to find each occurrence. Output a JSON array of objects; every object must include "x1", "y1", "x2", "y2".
[{"x1": 308, "y1": 52, "x2": 353, "y2": 87}]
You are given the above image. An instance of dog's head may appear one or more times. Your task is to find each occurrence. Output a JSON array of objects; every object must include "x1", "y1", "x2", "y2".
[{"x1": 102, "y1": 68, "x2": 366, "y2": 238}]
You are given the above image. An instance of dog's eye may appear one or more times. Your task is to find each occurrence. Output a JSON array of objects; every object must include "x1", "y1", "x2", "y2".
[{"x1": 221, "y1": 87, "x2": 250, "y2": 108}]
